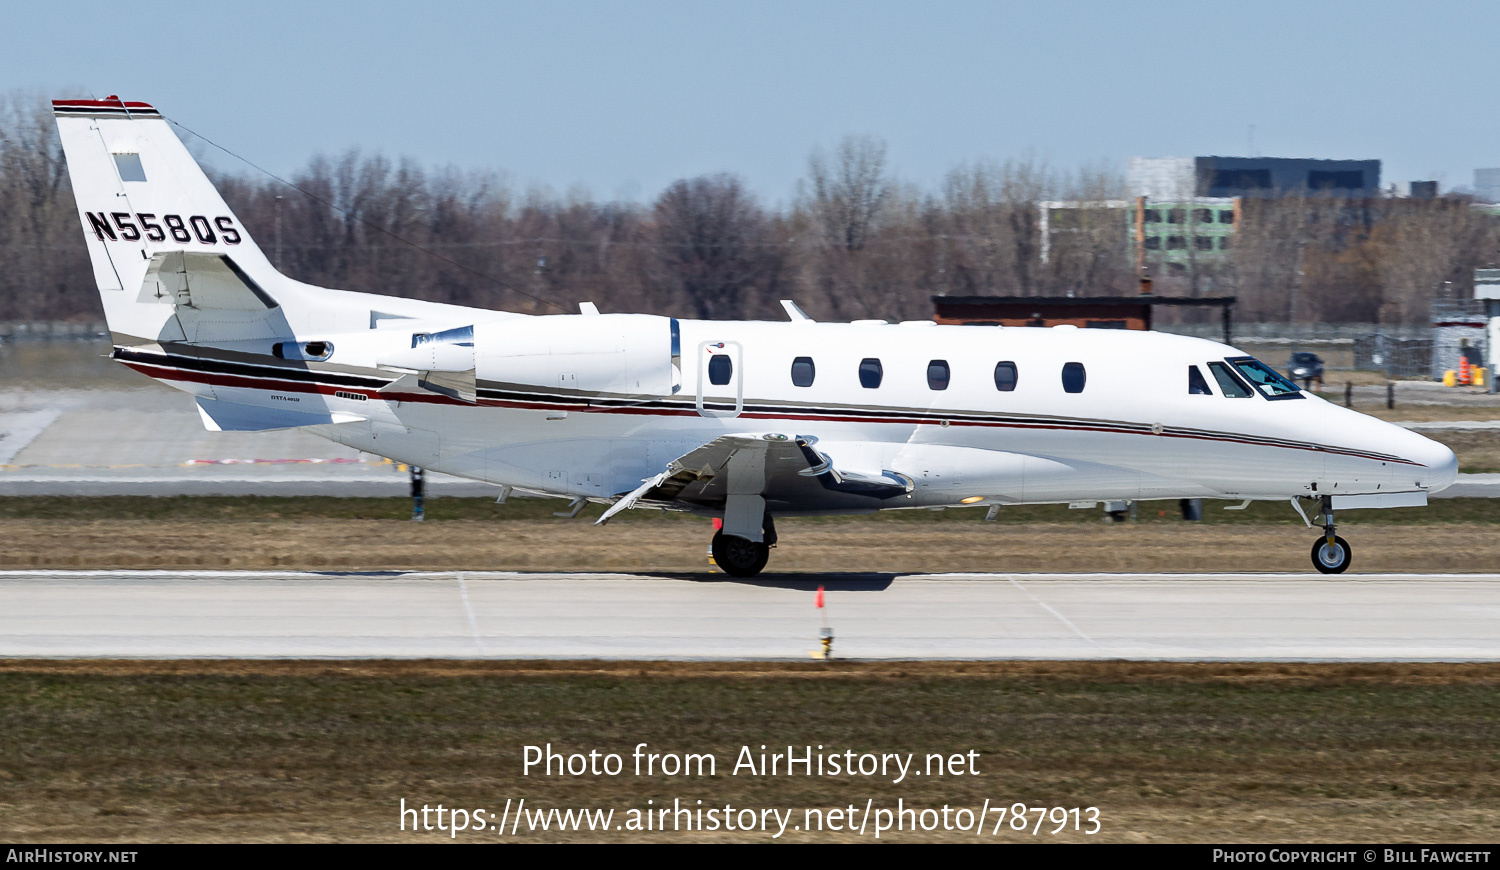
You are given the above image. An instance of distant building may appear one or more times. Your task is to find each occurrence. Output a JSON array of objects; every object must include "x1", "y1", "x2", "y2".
[
  {"x1": 1130, "y1": 196, "x2": 1237, "y2": 276},
  {"x1": 1474, "y1": 270, "x2": 1500, "y2": 384},
  {"x1": 1475, "y1": 169, "x2": 1500, "y2": 203},
  {"x1": 1036, "y1": 199, "x2": 1132, "y2": 266},
  {"x1": 1039, "y1": 196, "x2": 1237, "y2": 278},
  {"x1": 1431, "y1": 297, "x2": 1487, "y2": 380},
  {"x1": 1392, "y1": 180, "x2": 1439, "y2": 199},
  {"x1": 1045, "y1": 156, "x2": 1407, "y2": 283},
  {"x1": 1128, "y1": 156, "x2": 1381, "y2": 199},
  {"x1": 931, "y1": 294, "x2": 1236, "y2": 344}
]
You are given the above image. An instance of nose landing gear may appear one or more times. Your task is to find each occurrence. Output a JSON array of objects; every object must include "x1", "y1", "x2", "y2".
[{"x1": 1310, "y1": 495, "x2": 1352, "y2": 574}]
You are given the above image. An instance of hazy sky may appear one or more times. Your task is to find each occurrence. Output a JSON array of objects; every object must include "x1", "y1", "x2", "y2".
[{"x1": 8, "y1": 1, "x2": 1497, "y2": 203}]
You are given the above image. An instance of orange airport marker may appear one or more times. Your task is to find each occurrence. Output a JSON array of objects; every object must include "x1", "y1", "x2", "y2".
[
  {"x1": 813, "y1": 585, "x2": 834, "y2": 659},
  {"x1": 707, "y1": 518, "x2": 723, "y2": 571}
]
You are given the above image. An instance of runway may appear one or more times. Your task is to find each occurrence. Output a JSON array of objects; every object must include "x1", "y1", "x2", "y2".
[{"x1": 2, "y1": 570, "x2": 1497, "y2": 661}]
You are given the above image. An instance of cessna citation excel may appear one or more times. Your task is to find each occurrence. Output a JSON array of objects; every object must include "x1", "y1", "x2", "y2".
[{"x1": 55, "y1": 97, "x2": 1458, "y2": 576}]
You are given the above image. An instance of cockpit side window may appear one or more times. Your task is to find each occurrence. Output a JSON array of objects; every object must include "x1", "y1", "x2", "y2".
[
  {"x1": 1207, "y1": 362, "x2": 1253, "y2": 398},
  {"x1": 1228, "y1": 357, "x2": 1305, "y2": 400},
  {"x1": 1188, "y1": 365, "x2": 1212, "y2": 395}
]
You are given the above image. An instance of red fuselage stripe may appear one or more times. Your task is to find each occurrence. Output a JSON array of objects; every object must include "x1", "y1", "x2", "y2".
[{"x1": 124, "y1": 360, "x2": 1423, "y2": 467}]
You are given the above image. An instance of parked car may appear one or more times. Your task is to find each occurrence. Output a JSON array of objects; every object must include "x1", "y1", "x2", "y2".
[{"x1": 1287, "y1": 352, "x2": 1324, "y2": 388}]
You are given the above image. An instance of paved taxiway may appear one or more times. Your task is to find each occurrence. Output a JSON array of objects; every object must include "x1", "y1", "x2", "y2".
[{"x1": 2, "y1": 571, "x2": 1497, "y2": 660}]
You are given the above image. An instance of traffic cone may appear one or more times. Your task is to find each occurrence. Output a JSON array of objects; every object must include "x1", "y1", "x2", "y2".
[
  {"x1": 812, "y1": 585, "x2": 833, "y2": 659},
  {"x1": 707, "y1": 517, "x2": 723, "y2": 571},
  {"x1": 1459, "y1": 355, "x2": 1472, "y2": 386}
]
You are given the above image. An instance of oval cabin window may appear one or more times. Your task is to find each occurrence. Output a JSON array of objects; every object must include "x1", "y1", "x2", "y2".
[
  {"x1": 859, "y1": 358, "x2": 883, "y2": 389},
  {"x1": 927, "y1": 360, "x2": 950, "y2": 391},
  {"x1": 994, "y1": 361, "x2": 1018, "y2": 391},
  {"x1": 790, "y1": 356, "x2": 815, "y2": 387},
  {"x1": 1061, "y1": 362, "x2": 1086, "y2": 393},
  {"x1": 708, "y1": 354, "x2": 733, "y2": 386}
]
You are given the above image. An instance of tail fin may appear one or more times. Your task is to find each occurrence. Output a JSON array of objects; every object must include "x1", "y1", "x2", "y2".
[{"x1": 53, "y1": 97, "x2": 284, "y2": 344}]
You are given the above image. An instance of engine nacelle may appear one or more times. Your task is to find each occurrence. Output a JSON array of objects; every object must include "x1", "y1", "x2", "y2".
[{"x1": 476, "y1": 313, "x2": 677, "y2": 396}]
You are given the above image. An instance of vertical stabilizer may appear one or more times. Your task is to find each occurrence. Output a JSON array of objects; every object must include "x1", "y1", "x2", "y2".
[{"x1": 53, "y1": 97, "x2": 282, "y2": 343}]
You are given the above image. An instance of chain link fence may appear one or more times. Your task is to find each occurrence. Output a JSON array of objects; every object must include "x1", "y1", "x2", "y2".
[
  {"x1": 0, "y1": 321, "x2": 109, "y2": 340},
  {"x1": 1352, "y1": 335, "x2": 1434, "y2": 379}
]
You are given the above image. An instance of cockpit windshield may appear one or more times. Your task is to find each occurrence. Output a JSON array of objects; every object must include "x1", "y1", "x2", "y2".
[{"x1": 1227, "y1": 356, "x2": 1304, "y2": 400}]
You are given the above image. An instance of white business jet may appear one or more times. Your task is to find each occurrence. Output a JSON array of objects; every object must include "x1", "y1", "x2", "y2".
[{"x1": 53, "y1": 98, "x2": 1457, "y2": 576}]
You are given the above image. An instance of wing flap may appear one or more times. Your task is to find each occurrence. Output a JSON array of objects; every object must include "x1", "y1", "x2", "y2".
[
  {"x1": 594, "y1": 434, "x2": 915, "y2": 523},
  {"x1": 595, "y1": 433, "x2": 806, "y2": 524}
]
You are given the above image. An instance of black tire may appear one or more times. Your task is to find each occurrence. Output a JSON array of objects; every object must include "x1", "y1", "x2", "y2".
[
  {"x1": 1310, "y1": 535, "x2": 1352, "y2": 574},
  {"x1": 711, "y1": 531, "x2": 769, "y2": 577}
]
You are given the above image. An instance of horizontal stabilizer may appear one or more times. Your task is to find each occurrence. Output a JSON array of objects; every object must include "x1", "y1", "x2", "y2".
[{"x1": 196, "y1": 398, "x2": 366, "y2": 432}]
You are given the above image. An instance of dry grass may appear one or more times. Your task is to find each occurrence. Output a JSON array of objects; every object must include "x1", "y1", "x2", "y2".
[
  {"x1": 0, "y1": 660, "x2": 1496, "y2": 843},
  {"x1": 1429, "y1": 430, "x2": 1500, "y2": 472},
  {"x1": 3, "y1": 513, "x2": 1500, "y2": 573},
  {"x1": 1361, "y1": 405, "x2": 1500, "y2": 423}
]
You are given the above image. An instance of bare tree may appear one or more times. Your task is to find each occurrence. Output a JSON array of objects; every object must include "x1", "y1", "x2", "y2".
[
  {"x1": 1043, "y1": 162, "x2": 1130, "y2": 297},
  {"x1": 0, "y1": 90, "x2": 94, "y2": 321},
  {"x1": 651, "y1": 173, "x2": 779, "y2": 319},
  {"x1": 939, "y1": 157, "x2": 1049, "y2": 296},
  {"x1": 805, "y1": 135, "x2": 891, "y2": 252},
  {"x1": 793, "y1": 136, "x2": 909, "y2": 320},
  {"x1": 1218, "y1": 193, "x2": 1500, "y2": 326},
  {"x1": 1366, "y1": 198, "x2": 1498, "y2": 324},
  {"x1": 11, "y1": 89, "x2": 1499, "y2": 328},
  {"x1": 1223, "y1": 194, "x2": 1317, "y2": 323}
]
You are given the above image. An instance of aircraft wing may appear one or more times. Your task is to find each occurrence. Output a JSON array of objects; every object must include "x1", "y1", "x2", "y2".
[{"x1": 595, "y1": 433, "x2": 914, "y2": 525}]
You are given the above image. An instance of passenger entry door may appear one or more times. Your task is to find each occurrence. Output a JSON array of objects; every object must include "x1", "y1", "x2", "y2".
[{"x1": 696, "y1": 341, "x2": 743, "y2": 418}]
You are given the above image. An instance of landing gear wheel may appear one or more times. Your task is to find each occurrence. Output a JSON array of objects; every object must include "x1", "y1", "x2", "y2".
[
  {"x1": 1311, "y1": 535, "x2": 1352, "y2": 574},
  {"x1": 711, "y1": 531, "x2": 769, "y2": 577}
]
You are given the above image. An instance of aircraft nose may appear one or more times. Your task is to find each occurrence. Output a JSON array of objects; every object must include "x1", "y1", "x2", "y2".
[{"x1": 1413, "y1": 434, "x2": 1458, "y2": 494}]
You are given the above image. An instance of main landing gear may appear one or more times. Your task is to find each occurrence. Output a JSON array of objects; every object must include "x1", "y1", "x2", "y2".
[
  {"x1": 710, "y1": 515, "x2": 777, "y2": 578},
  {"x1": 1310, "y1": 494, "x2": 1352, "y2": 575}
]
